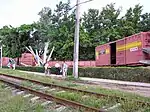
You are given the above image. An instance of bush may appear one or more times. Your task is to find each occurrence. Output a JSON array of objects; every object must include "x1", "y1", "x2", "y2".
[
  {"x1": 15, "y1": 66, "x2": 44, "y2": 73},
  {"x1": 78, "y1": 67, "x2": 150, "y2": 83},
  {"x1": 12, "y1": 66, "x2": 150, "y2": 83}
]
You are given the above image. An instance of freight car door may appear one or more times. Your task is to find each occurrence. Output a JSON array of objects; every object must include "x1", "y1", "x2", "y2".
[
  {"x1": 110, "y1": 42, "x2": 116, "y2": 64},
  {"x1": 116, "y1": 39, "x2": 126, "y2": 65}
]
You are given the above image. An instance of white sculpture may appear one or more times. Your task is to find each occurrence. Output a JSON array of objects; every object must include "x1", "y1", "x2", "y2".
[{"x1": 26, "y1": 43, "x2": 55, "y2": 66}]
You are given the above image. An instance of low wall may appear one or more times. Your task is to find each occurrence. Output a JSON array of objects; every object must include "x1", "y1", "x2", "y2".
[
  {"x1": 1, "y1": 57, "x2": 95, "y2": 67},
  {"x1": 2, "y1": 57, "x2": 9, "y2": 66},
  {"x1": 1, "y1": 53, "x2": 95, "y2": 67},
  {"x1": 48, "y1": 61, "x2": 95, "y2": 67}
]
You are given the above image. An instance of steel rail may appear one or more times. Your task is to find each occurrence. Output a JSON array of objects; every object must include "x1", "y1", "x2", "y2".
[
  {"x1": 0, "y1": 73, "x2": 150, "y2": 106},
  {"x1": 0, "y1": 78, "x2": 105, "y2": 112}
]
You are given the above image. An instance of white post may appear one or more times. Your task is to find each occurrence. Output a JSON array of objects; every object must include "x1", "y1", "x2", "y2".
[
  {"x1": 73, "y1": 0, "x2": 80, "y2": 79},
  {"x1": 35, "y1": 50, "x2": 40, "y2": 66},
  {"x1": 43, "y1": 42, "x2": 49, "y2": 64},
  {"x1": 47, "y1": 46, "x2": 55, "y2": 62},
  {"x1": 26, "y1": 45, "x2": 54, "y2": 66},
  {"x1": 26, "y1": 46, "x2": 43, "y2": 66}
]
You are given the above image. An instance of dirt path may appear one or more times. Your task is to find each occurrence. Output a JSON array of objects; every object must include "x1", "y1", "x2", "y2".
[
  {"x1": 83, "y1": 81, "x2": 150, "y2": 97},
  {"x1": 0, "y1": 75, "x2": 22, "y2": 84}
]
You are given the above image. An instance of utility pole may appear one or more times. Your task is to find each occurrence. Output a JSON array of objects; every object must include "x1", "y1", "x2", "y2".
[
  {"x1": 0, "y1": 42, "x2": 2, "y2": 68},
  {"x1": 73, "y1": 0, "x2": 80, "y2": 79},
  {"x1": 68, "y1": 0, "x2": 70, "y2": 4}
]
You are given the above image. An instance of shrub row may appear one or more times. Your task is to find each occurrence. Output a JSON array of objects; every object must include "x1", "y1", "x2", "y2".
[
  {"x1": 9, "y1": 66, "x2": 150, "y2": 83},
  {"x1": 78, "y1": 67, "x2": 150, "y2": 83},
  {"x1": 15, "y1": 66, "x2": 44, "y2": 73}
]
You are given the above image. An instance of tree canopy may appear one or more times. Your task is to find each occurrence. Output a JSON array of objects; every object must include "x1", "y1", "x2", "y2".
[{"x1": 0, "y1": 2, "x2": 150, "y2": 61}]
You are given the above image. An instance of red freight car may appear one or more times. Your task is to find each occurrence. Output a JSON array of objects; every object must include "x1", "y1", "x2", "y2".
[
  {"x1": 95, "y1": 32, "x2": 150, "y2": 66},
  {"x1": 19, "y1": 53, "x2": 36, "y2": 66}
]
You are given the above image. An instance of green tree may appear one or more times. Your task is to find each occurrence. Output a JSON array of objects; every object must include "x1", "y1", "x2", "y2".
[
  {"x1": 140, "y1": 13, "x2": 150, "y2": 32},
  {"x1": 119, "y1": 4, "x2": 143, "y2": 37},
  {"x1": 100, "y1": 3, "x2": 121, "y2": 42},
  {"x1": 0, "y1": 24, "x2": 34, "y2": 64},
  {"x1": 38, "y1": 2, "x2": 75, "y2": 60},
  {"x1": 82, "y1": 3, "x2": 121, "y2": 59},
  {"x1": 82, "y1": 9, "x2": 101, "y2": 60}
]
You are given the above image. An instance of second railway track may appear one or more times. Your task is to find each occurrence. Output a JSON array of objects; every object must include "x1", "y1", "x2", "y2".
[{"x1": 0, "y1": 73, "x2": 150, "y2": 106}]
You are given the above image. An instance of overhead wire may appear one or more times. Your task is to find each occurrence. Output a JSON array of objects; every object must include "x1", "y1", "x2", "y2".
[{"x1": 69, "y1": 0, "x2": 95, "y2": 11}]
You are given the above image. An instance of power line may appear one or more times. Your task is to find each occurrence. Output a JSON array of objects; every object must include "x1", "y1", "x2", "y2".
[
  {"x1": 69, "y1": 0, "x2": 95, "y2": 10},
  {"x1": 78, "y1": 0, "x2": 94, "y2": 6}
]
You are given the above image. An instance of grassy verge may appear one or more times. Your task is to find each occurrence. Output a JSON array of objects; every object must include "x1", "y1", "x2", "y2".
[{"x1": 0, "y1": 68, "x2": 150, "y2": 101}]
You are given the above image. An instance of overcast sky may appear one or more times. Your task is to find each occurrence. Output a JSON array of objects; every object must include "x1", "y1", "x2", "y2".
[{"x1": 0, "y1": 0, "x2": 149, "y2": 28}]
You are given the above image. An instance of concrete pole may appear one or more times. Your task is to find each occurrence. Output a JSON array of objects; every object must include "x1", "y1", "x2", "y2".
[
  {"x1": 68, "y1": 0, "x2": 70, "y2": 4},
  {"x1": 73, "y1": 0, "x2": 80, "y2": 79},
  {"x1": 0, "y1": 46, "x2": 2, "y2": 68}
]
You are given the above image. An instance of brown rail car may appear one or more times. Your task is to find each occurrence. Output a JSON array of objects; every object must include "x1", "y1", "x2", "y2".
[{"x1": 95, "y1": 32, "x2": 150, "y2": 66}]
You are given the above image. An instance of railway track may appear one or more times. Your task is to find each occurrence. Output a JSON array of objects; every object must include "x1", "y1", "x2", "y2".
[
  {"x1": 0, "y1": 73, "x2": 150, "y2": 107},
  {"x1": 0, "y1": 77, "x2": 104, "y2": 112}
]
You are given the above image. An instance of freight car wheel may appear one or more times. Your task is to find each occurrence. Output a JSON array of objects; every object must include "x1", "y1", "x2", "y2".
[{"x1": 143, "y1": 65, "x2": 148, "y2": 67}]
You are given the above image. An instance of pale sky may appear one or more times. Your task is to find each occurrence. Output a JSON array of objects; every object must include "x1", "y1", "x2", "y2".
[{"x1": 0, "y1": 0, "x2": 149, "y2": 28}]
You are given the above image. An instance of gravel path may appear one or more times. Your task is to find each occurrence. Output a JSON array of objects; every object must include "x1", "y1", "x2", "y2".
[
  {"x1": 86, "y1": 81, "x2": 150, "y2": 97},
  {"x1": 0, "y1": 75, "x2": 22, "y2": 84}
]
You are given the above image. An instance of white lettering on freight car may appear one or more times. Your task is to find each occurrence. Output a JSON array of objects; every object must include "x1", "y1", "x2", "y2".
[{"x1": 130, "y1": 47, "x2": 138, "y2": 52}]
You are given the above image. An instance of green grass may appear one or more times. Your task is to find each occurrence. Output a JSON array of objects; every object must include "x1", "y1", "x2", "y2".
[
  {"x1": 51, "y1": 90, "x2": 150, "y2": 112},
  {"x1": 0, "y1": 82, "x2": 78, "y2": 112},
  {"x1": 0, "y1": 68, "x2": 150, "y2": 112},
  {"x1": 0, "y1": 83, "x2": 45, "y2": 112},
  {"x1": 73, "y1": 84, "x2": 150, "y2": 102},
  {"x1": 20, "y1": 81, "x2": 138, "y2": 111},
  {"x1": 21, "y1": 81, "x2": 144, "y2": 111},
  {"x1": 55, "y1": 92, "x2": 116, "y2": 108}
]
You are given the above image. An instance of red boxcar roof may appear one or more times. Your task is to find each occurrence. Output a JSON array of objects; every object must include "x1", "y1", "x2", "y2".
[{"x1": 96, "y1": 32, "x2": 149, "y2": 49}]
